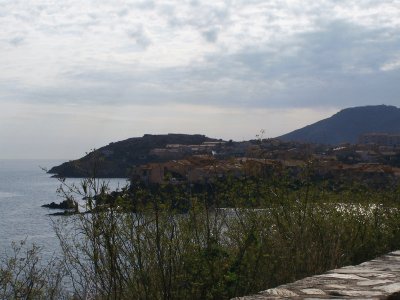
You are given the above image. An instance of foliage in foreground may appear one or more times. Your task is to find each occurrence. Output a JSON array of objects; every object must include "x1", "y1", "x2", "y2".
[
  {"x1": 2, "y1": 169, "x2": 400, "y2": 299},
  {"x1": 0, "y1": 241, "x2": 66, "y2": 300}
]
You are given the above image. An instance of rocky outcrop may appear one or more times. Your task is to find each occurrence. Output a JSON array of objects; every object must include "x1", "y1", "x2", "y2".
[{"x1": 42, "y1": 198, "x2": 78, "y2": 210}]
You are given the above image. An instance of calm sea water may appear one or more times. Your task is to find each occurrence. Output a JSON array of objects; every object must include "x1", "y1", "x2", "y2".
[{"x1": 0, "y1": 159, "x2": 128, "y2": 258}]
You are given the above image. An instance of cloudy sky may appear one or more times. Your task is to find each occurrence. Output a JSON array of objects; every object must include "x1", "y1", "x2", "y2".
[{"x1": 1, "y1": 0, "x2": 400, "y2": 159}]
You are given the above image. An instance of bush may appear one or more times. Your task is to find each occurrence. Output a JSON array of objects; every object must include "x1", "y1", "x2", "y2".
[
  {"x1": 51, "y1": 174, "x2": 400, "y2": 299},
  {"x1": 0, "y1": 240, "x2": 66, "y2": 300},
  {"x1": 3, "y1": 170, "x2": 400, "y2": 299}
]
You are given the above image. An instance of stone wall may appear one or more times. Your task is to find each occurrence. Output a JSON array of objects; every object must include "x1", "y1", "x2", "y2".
[{"x1": 234, "y1": 251, "x2": 400, "y2": 299}]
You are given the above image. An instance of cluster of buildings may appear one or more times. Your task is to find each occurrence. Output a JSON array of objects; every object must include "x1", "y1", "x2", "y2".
[
  {"x1": 149, "y1": 141, "x2": 225, "y2": 160},
  {"x1": 132, "y1": 156, "x2": 279, "y2": 185},
  {"x1": 148, "y1": 140, "x2": 259, "y2": 161},
  {"x1": 130, "y1": 133, "x2": 400, "y2": 185}
]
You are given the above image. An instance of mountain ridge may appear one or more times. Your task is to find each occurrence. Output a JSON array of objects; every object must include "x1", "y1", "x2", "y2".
[{"x1": 277, "y1": 105, "x2": 400, "y2": 145}]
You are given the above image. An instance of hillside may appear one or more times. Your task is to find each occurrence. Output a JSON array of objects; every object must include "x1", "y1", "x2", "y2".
[
  {"x1": 278, "y1": 105, "x2": 400, "y2": 145},
  {"x1": 48, "y1": 134, "x2": 219, "y2": 178}
]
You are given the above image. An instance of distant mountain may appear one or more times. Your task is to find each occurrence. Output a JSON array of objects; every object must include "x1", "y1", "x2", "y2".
[
  {"x1": 48, "y1": 134, "x2": 218, "y2": 178},
  {"x1": 278, "y1": 105, "x2": 400, "y2": 145}
]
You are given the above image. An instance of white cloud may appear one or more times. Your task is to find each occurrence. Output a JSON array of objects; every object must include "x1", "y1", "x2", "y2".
[
  {"x1": 1, "y1": 0, "x2": 399, "y2": 96},
  {"x1": 333, "y1": 1, "x2": 400, "y2": 29},
  {"x1": 1, "y1": 0, "x2": 400, "y2": 157},
  {"x1": 126, "y1": 25, "x2": 151, "y2": 49},
  {"x1": 380, "y1": 55, "x2": 400, "y2": 71}
]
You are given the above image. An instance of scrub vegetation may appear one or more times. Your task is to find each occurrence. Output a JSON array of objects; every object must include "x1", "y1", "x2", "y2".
[{"x1": 2, "y1": 163, "x2": 400, "y2": 299}]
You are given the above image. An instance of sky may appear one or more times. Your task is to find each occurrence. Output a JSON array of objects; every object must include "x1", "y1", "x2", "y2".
[{"x1": 1, "y1": 0, "x2": 400, "y2": 159}]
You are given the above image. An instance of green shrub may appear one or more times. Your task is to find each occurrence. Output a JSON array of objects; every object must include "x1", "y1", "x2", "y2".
[{"x1": 3, "y1": 169, "x2": 400, "y2": 299}]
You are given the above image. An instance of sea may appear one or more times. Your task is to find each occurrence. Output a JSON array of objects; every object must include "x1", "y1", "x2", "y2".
[{"x1": 0, "y1": 159, "x2": 128, "y2": 259}]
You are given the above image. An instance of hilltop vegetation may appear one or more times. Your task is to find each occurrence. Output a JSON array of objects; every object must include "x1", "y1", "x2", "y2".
[{"x1": 48, "y1": 134, "x2": 218, "y2": 177}]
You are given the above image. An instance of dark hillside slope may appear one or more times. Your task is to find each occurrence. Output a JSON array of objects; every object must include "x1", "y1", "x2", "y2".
[
  {"x1": 49, "y1": 134, "x2": 217, "y2": 178},
  {"x1": 278, "y1": 105, "x2": 400, "y2": 145}
]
